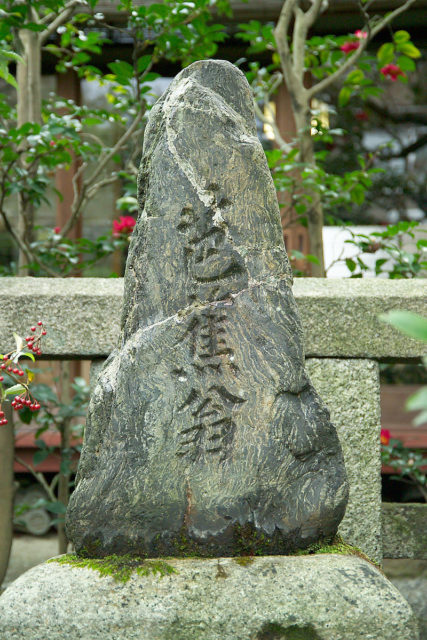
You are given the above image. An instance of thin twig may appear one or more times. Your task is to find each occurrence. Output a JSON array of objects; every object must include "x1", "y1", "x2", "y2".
[{"x1": 14, "y1": 455, "x2": 57, "y2": 502}]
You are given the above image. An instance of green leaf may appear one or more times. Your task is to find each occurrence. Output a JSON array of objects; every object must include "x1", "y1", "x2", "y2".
[
  {"x1": 305, "y1": 254, "x2": 320, "y2": 265},
  {"x1": 406, "y1": 387, "x2": 427, "y2": 411},
  {"x1": 5, "y1": 384, "x2": 25, "y2": 396},
  {"x1": 108, "y1": 61, "x2": 134, "y2": 83},
  {"x1": 397, "y1": 55, "x2": 416, "y2": 72},
  {"x1": 393, "y1": 30, "x2": 410, "y2": 44},
  {"x1": 396, "y1": 42, "x2": 421, "y2": 58},
  {"x1": 137, "y1": 55, "x2": 152, "y2": 73},
  {"x1": 45, "y1": 501, "x2": 67, "y2": 515},
  {"x1": 33, "y1": 449, "x2": 49, "y2": 466},
  {"x1": 377, "y1": 43, "x2": 395, "y2": 65},
  {"x1": 380, "y1": 311, "x2": 427, "y2": 342},
  {"x1": 0, "y1": 66, "x2": 17, "y2": 88},
  {"x1": 21, "y1": 351, "x2": 35, "y2": 362},
  {"x1": 413, "y1": 410, "x2": 427, "y2": 427},
  {"x1": 350, "y1": 184, "x2": 365, "y2": 205},
  {"x1": 338, "y1": 86, "x2": 352, "y2": 107},
  {"x1": 346, "y1": 69, "x2": 364, "y2": 85},
  {"x1": 345, "y1": 258, "x2": 356, "y2": 273}
]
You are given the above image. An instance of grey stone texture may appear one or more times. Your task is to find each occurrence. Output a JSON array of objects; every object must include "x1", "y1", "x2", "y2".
[
  {"x1": 0, "y1": 555, "x2": 418, "y2": 640},
  {"x1": 382, "y1": 503, "x2": 427, "y2": 559},
  {"x1": 66, "y1": 60, "x2": 348, "y2": 557},
  {"x1": 385, "y1": 559, "x2": 427, "y2": 640},
  {"x1": 306, "y1": 359, "x2": 382, "y2": 562},
  {"x1": 0, "y1": 277, "x2": 424, "y2": 359}
]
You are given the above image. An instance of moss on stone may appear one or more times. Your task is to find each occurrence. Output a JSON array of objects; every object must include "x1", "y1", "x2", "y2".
[
  {"x1": 48, "y1": 554, "x2": 177, "y2": 583},
  {"x1": 295, "y1": 535, "x2": 381, "y2": 570},
  {"x1": 233, "y1": 556, "x2": 255, "y2": 567}
]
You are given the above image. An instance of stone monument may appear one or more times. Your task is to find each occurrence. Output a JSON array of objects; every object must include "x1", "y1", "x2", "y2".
[
  {"x1": 66, "y1": 59, "x2": 348, "y2": 558},
  {"x1": 0, "y1": 60, "x2": 418, "y2": 640}
]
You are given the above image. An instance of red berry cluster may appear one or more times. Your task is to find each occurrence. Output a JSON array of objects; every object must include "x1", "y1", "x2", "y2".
[
  {"x1": 0, "y1": 320, "x2": 47, "y2": 426},
  {"x1": 24, "y1": 320, "x2": 46, "y2": 356},
  {"x1": 11, "y1": 394, "x2": 40, "y2": 412}
]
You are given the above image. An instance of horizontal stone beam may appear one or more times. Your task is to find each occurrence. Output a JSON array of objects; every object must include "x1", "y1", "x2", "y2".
[
  {"x1": 382, "y1": 503, "x2": 427, "y2": 559},
  {"x1": 0, "y1": 277, "x2": 424, "y2": 359}
]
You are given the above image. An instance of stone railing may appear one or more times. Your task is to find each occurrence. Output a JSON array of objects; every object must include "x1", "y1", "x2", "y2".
[{"x1": 1, "y1": 277, "x2": 425, "y2": 563}]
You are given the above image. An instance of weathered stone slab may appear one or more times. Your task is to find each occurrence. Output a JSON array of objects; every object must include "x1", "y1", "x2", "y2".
[
  {"x1": 66, "y1": 60, "x2": 348, "y2": 557},
  {"x1": 307, "y1": 359, "x2": 382, "y2": 562},
  {"x1": 0, "y1": 277, "x2": 424, "y2": 359},
  {"x1": 0, "y1": 555, "x2": 418, "y2": 640}
]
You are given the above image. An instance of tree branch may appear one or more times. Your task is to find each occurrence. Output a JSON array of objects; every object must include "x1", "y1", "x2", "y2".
[
  {"x1": 253, "y1": 101, "x2": 293, "y2": 153},
  {"x1": 381, "y1": 131, "x2": 427, "y2": 159},
  {"x1": 367, "y1": 100, "x2": 427, "y2": 125},
  {"x1": 293, "y1": 0, "x2": 324, "y2": 79},
  {"x1": 307, "y1": 0, "x2": 418, "y2": 99},
  {"x1": 60, "y1": 109, "x2": 144, "y2": 238},
  {"x1": 274, "y1": 0, "x2": 299, "y2": 91},
  {"x1": 40, "y1": 0, "x2": 87, "y2": 44},
  {"x1": 14, "y1": 455, "x2": 57, "y2": 502}
]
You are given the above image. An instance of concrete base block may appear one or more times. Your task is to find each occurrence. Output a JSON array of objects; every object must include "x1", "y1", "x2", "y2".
[{"x1": 0, "y1": 554, "x2": 418, "y2": 640}]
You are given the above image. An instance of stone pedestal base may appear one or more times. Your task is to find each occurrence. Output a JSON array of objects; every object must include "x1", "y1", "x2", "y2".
[{"x1": 0, "y1": 554, "x2": 418, "y2": 640}]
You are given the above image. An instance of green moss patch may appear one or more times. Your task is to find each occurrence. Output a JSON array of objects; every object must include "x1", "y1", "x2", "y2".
[
  {"x1": 233, "y1": 556, "x2": 255, "y2": 567},
  {"x1": 48, "y1": 554, "x2": 177, "y2": 583},
  {"x1": 295, "y1": 535, "x2": 381, "y2": 570}
]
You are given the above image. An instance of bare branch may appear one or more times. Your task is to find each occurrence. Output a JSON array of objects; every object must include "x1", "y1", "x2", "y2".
[
  {"x1": 0, "y1": 205, "x2": 61, "y2": 277},
  {"x1": 40, "y1": 0, "x2": 87, "y2": 44},
  {"x1": 380, "y1": 131, "x2": 427, "y2": 159},
  {"x1": 253, "y1": 101, "x2": 293, "y2": 153},
  {"x1": 60, "y1": 109, "x2": 144, "y2": 237},
  {"x1": 367, "y1": 100, "x2": 427, "y2": 125},
  {"x1": 293, "y1": 0, "x2": 324, "y2": 78},
  {"x1": 86, "y1": 175, "x2": 120, "y2": 200},
  {"x1": 307, "y1": 0, "x2": 418, "y2": 99},
  {"x1": 274, "y1": 0, "x2": 299, "y2": 90},
  {"x1": 14, "y1": 455, "x2": 57, "y2": 502}
]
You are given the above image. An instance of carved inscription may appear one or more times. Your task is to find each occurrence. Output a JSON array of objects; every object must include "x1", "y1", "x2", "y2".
[
  {"x1": 175, "y1": 200, "x2": 248, "y2": 460},
  {"x1": 178, "y1": 203, "x2": 246, "y2": 302},
  {"x1": 175, "y1": 307, "x2": 245, "y2": 460},
  {"x1": 177, "y1": 385, "x2": 245, "y2": 459}
]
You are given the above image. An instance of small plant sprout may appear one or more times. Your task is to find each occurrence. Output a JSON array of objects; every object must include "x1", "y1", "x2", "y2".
[{"x1": 0, "y1": 321, "x2": 46, "y2": 424}]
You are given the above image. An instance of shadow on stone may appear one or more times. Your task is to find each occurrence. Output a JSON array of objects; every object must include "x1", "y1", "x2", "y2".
[{"x1": 257, "y1": 622, "x2": 322, "y2": 639}]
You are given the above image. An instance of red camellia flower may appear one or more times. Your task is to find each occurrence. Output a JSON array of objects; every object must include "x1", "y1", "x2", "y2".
[
  {"x1": 380, "y1": 63, "x2": 405, "y2": 81},
  {"x1": 112, "y1": 215, "x2": 136, "y2": 237},
  {"x1": 340, "y1": 41, "x2": 359, "y2": 54},
  {"x1": 355, "y1": 109, "x2": 369, "y2": 122},
  {"x1": 380, "y1": 429, "x2": 391, "y2": 445},
  {"x1": 53, "y1": 226, "x2": 61, "y2": 234}
]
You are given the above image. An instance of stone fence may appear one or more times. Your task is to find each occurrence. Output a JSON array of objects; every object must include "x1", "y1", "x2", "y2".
[{"x1": 1, "y1": 277, "x2": 425, "y2": 563}]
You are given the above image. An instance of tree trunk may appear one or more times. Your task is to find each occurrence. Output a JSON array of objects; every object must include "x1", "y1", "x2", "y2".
[
  {"x1": 16, "y1": 27, "x2": 41, "y2": 275},
  {"x1": 294, "y1": 108, "x2": 325, "y2": 277},
  {"x1": 0, "y1": 405, "x2": 14, "y2": 589}
]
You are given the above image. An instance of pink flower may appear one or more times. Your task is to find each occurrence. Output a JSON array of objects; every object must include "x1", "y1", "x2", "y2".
[
  {"x1": 340, "y1": 41, "x2": 359, "y2": 54},
  {"x1": 381, "y1": 429, "x2": 391, "y2": 445},
  {"x1": 355, "y1": 30, "x2": 368, "y2": 39},
  {"x1": 112, "y1": 216, "x2": 136, "y2": 237},
  {"x1": 54, "y1": 226, "x2": 61, "y2": 234},
  {"x1": 380, "y1": 63, "x2": 405, "y2": 81}
]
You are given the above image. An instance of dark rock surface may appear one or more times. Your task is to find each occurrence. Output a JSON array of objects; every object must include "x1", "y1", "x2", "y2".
[{"x1": 66, "y1": 60, "x2": 348, "y2": 557}]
